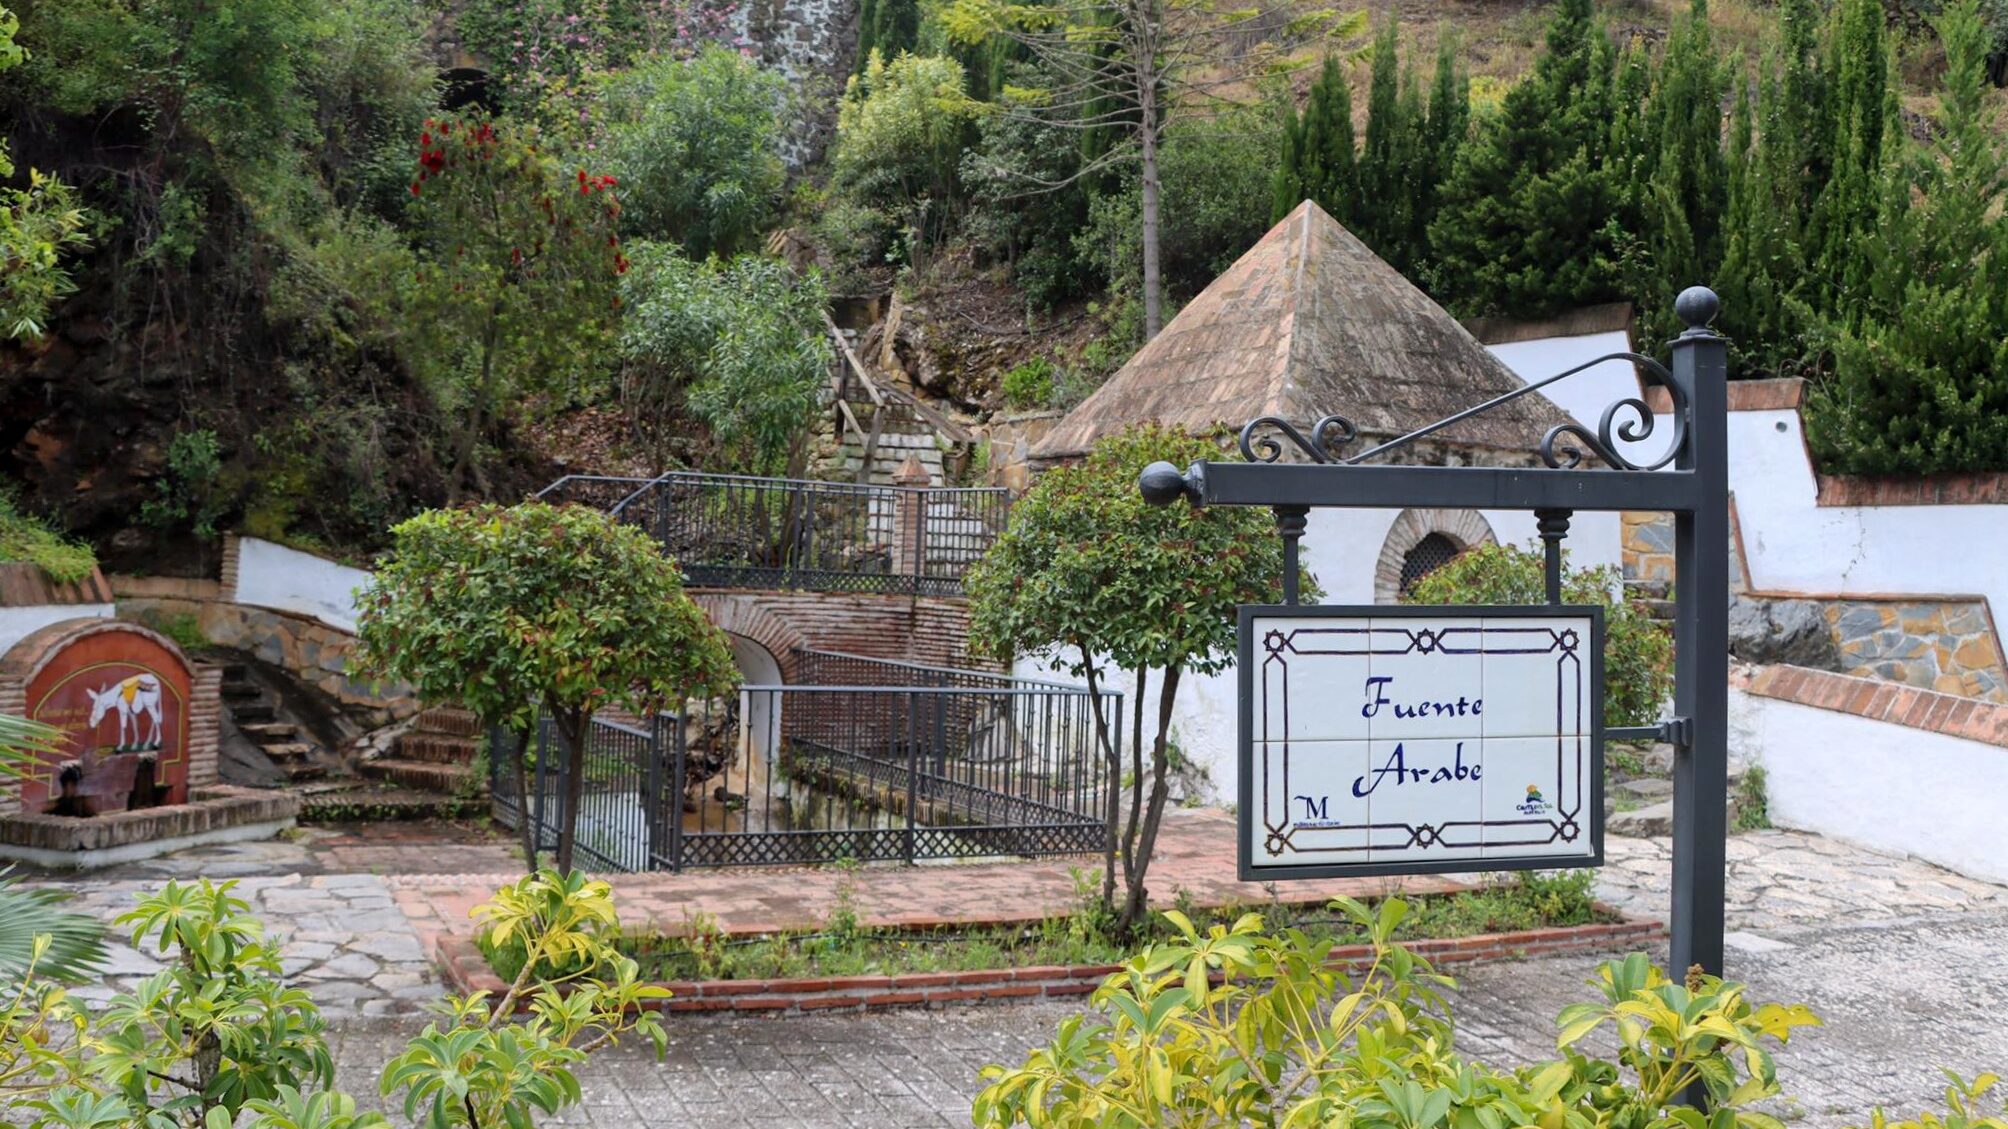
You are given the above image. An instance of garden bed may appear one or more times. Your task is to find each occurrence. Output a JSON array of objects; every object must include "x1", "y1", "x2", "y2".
[{"x1": 437, "y1": 873, "x2": 1664, "y2": 1016}]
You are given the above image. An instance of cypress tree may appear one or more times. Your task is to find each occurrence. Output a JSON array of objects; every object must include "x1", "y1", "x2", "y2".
[
  {"x1": 1807, "y1": 0, "x2": 2008, "y2": 474},
  {"x1": 1625, "y1": 0, "x2": 1728, "y2": 344},
  {"x1": 1428, "y1": 0, "x2": 1628, "y2": 316},
  {"x1": 1357, "y1": 18, "x2": 1422, "y2": 270},
  {"x1": 1272, "y1": 56, "x2": 1357, "y2": 225},
  {"x1": 1805, "y1": 0, "x2": 1891, "y2": 316},
  {"x1": 855, "y1": 0, "x2": 920, "y2": 75}
]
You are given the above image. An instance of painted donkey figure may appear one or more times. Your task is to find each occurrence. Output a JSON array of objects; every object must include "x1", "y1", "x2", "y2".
[{"x1": 87, "y1": 673, "x2": 165, "y2": 750}]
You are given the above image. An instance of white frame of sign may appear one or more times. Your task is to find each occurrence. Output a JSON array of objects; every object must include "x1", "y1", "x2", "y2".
[{"x1": 1237, "y1": 603, "x2": 1605, "y2": 881}]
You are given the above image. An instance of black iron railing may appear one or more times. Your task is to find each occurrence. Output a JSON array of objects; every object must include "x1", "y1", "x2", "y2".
[
  {"x1": 489, "y1": 657, "x2": 1117, "y2": 872},
  {"x1": 537, "y1": 472, "x2": 1009, "y2": 596}
]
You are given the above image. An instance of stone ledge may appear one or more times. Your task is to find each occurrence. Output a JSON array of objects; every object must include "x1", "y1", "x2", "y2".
[
  {"x1": 0, "y1": 785, "x2": 298, "y2": 852},
  {"x1": 1745, "y1": 664, "x2": 2008, "y2": 748},
  {"x1": 435, "y1": 911, "x2": 1662, "y2": 1018}
]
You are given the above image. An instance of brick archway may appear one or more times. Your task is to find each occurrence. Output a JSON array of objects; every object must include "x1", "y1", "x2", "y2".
[
  {"x1": 688, "y1": 589, "x2": 988, "y2": 680},
  {"x1": 1373, "y1": 509, "x2": 1496, "y2": 604},
  {"x1": 689, "y1": 594, "x2": 809, "y2": 683}
]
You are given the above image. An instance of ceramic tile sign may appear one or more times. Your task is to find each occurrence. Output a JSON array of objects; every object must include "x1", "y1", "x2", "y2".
[{"x1": 1237, "y1": 604, "x2": 1604, "y2": 880}]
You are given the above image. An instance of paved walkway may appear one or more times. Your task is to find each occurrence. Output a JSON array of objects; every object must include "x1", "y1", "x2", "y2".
[{"x1": 36, "y1": 817, "x2": 2008, "y2": 1124}]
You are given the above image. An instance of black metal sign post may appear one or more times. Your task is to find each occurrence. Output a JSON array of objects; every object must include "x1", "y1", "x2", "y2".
[{"x1": 1140, "y1": 287, "x2": 1730, "y2": 979}]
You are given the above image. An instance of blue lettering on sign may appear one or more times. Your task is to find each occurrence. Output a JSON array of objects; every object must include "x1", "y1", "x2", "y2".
[
  {"x1": 1351, "y1": 741, "x2": 1481, "y2": 797},
  {"x1": 1360, "y1": 676, "x2": 1482, "y2": 720}
]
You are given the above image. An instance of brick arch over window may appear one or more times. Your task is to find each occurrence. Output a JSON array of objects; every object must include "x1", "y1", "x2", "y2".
[{"x1": 1373, "y1": 509, "x2": 1496, "y2": 604}]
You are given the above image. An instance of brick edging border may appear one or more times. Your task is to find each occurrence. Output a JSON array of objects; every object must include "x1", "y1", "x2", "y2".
[
  {"x1": 1744, "y1": 663, "x2": 2008, "y2": 749},
  {"x1": 433, "y1": 913, "x2": 1664, "y2": 1017}
]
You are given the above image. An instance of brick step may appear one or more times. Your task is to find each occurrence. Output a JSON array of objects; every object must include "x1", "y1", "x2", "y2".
[
  {"x1": 415, "y1": 707, "x2": 482, "y2": 737},
  {"x1": 359, "y1": 757, "x2": 475, "y2": 794},
  {"x1": 231, "y1": 702, "x2": 277, "y2": 722},
  {"x1": 239, "y1": 721, "x2": 299, "y2": 742},
  {"x1": 398, "y1": 733, "x2": 480, "y2": 765},
  {"x1": 299, "y1": 785, "x2": 488, "y2": 824},
  {"x1": 222, "y1": 682, "x2": 265, "y2": 702}
]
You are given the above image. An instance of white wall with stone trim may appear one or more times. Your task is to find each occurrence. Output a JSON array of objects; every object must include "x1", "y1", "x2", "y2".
[
  {"x1": 1730, "y1": 686, "x2": 2008, "y2": 884},
  {"x1": 227, "y1": 538, "x2": 369, "y2": 633}
]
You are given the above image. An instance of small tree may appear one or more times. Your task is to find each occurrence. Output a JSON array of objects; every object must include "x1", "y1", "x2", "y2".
[
  {"x1": 354, "y1": 502, "x2": 738, "y2": 874},
  {"x1": 966, "y1": 425, "x2": 1314, "y2": 932},
  {"x1": 403, "y1": 117, "x2": 627, "y2": 503}
]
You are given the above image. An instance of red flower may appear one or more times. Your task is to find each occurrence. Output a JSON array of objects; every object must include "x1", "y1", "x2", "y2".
[
  {"x1": 420, "y1": 131, "x2": 432, "y2": 146},
  {"x1": 410, "y1": 182, "x2": 422, "y2": 195}
]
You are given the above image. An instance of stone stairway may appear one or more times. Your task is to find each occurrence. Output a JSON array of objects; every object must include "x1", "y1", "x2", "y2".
[
  {"x1": 221, "y1": 664, "x2": 326, "y2": 781},
  {"x1": 828, "y1": 409, "x2": 946, "y2": 486},
  {"x1": 1625, "y1": 578, "x2": 1676, "y2": 622},
  {"x1": 358, "y1": 707, "x2": 483, "y2": 794}
]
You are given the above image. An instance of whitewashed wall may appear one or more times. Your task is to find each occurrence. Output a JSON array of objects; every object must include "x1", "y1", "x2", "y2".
[
  {"x1": 0, "y1": 605, "x2": 115, "y2": 655},
  {"x1": 229, "y1": 538, "x2": 369, "y2": 633},
  {"x1": 1730, "y1": 686, "x2": 2008, "y2": 884},
  {"x1": 1717, "y1": 409, "x2": 2008, "y2": 615}
]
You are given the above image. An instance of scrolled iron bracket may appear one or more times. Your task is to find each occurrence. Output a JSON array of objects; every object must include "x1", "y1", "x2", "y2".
[
  {"x1": 1237, "y1": 414, "x2": 1359, "y2": 464},
  {"x1": 1538, "y1": 354, "x2": 1690, "y2": 471}
]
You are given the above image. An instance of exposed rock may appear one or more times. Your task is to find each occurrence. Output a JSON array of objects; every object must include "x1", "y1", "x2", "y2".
[
  {"x1": 1727, "y1": 596, "x2": 1844, "y2": 670},
  {"x1": 1610, "y1": 800, "x2": 1674, "y2": 837}
]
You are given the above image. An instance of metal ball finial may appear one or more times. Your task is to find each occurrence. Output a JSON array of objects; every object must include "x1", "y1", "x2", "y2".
[
  {"x1": 1675, "y1": 286, "x2": 1720, "y2": 333},
  {"x1": 1138, "y1": 461, "x2": 1192, "y2": 507}
]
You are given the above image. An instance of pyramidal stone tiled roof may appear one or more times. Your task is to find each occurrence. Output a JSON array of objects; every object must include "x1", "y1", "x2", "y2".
[{"x1": 1033, "y1": 200, "x2": 1581, "y2": 462}]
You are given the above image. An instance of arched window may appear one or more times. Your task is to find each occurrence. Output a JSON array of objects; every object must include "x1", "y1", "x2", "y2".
[
  {"x1": 1399, "y1": 532, "x2": 1463, "y2": 596},
  {"x1": 1374, "y1": 509, "x2": 1497, "y2": 603}
]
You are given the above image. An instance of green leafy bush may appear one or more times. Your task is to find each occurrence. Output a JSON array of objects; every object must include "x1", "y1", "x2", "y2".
[
  {"x1": 1000, "y1": 356, "x2": 1054, "y2": 409},
  {"x1": 975, "y1": 901, "x2": 1824, "y2": 1128},
  {"x1": 603, "y1": 46, "x2": 787, "y2": 258},
  {"x1": 619, "y1": 244, "x2": 833, "y2": 473},
  {"x1": 1403, "y1": 540, "x2": 1673, "y2": 729},
  {"x1": 0, "y1": 870, "x2": 665, "y2": 1129},
  {"x1": 827, "y1": 51, "x2": 981, "y2": 265},
  {"x1": 139, "y1": 429, "x2": 229, "y2": 540},
  {"x1": 0, "y1": 492, "x2": 96, "y2": 583}
]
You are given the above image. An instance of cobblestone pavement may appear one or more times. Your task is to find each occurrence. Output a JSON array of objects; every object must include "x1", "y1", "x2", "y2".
[
  {"x1": 321, "y1": 907, "x2": 2008, "y2": 1129},
  {"x1": 60, "y1": 874, "x2": 444, "y2": 1017},
  {"x1": 40, "y1": 821, "x2": 2008, "y2": 1122}
]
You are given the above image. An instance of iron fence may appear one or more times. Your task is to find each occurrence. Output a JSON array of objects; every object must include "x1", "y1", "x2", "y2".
[
  {"x1": 490, "y1": 661, "x2": 1117, "y2": 872},
  {"x1": 536, "y1": 472, "x2": 1009, "y2": 596}
]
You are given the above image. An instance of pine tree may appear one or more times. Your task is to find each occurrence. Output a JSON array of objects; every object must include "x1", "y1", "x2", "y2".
[
  {"x1": 1427, "y1": 0, "x2": 1628, "y2": 316},
  {"x1": 1806, "y1": 0, "x2": 2008, "y2": 474},
  {"x1": 1272, "y1": 55, "x2": 1357, "y2": 224}
]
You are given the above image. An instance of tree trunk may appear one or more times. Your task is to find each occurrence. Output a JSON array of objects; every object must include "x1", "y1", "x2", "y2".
[
  {"x1": 1137, "y1": 44, "x2": 1165, "y2": 340},
  {"x1": 549, "y1": 704, "x2": 592, "y2": 875},
  {"x1": 512, "y1": 725, "x2": 538, "y2": 872},
  {"x1": 1119, "y1": 665, "x2": 1181, "y2": 932},
  {"x1": 1121, "y1": 666, "x2": 1147, "y2": 879},
  {"x1": 1081, "y1": 655, "x2": 1120, "y2": 916},
  {"x1": 446, "y1": 302, "x2": 504, "y2": 506}
]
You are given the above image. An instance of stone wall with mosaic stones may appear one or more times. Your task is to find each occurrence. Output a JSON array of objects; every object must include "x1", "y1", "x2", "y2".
[
  {"x1": 1826, "y1": 601, "x2": 2006, "y2": 702},
  {"x1": 1620, "y1": 512, "x2": 1674, "y2": 583}
]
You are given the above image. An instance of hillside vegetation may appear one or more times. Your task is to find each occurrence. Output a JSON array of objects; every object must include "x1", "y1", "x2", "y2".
[{"x1": 2, "y1": 0, "x2": 2006, "y2": 570}]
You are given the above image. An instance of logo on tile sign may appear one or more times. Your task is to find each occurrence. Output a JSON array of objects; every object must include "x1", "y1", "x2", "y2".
[{"x1": 1238, "y1": 605, "x2": 1604, "y2": 880}]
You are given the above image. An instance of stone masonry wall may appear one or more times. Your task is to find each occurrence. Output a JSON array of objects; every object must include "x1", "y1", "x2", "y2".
[
  {"x1": 116, "y1": 591, "x2": 418, "y2": 728},
  {"x1": 1827, "y1": 600, "x2": 2007, "y2": 702},
  {"x1": 1620, "y1": 511, "x2": 1674, "y2": 583}
]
